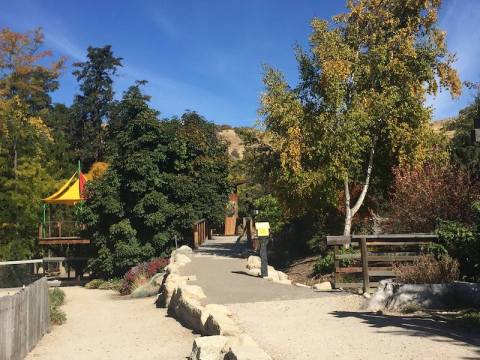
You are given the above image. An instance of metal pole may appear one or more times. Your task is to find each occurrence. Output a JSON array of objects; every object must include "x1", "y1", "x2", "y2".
[{"x1": 260, "y1": 236, "x2": 268, "y2": 277}]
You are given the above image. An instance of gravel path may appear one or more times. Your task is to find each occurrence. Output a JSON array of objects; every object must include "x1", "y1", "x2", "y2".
[
  {"x1": 26, "y1": 286, "x2": 195, "y2": 360},
  {"x1": 184, "y1": 236, "x2": 480, "y2": 360},
  {"x1": 230, "y1": 297, "x2": 480, "y2": 360}
]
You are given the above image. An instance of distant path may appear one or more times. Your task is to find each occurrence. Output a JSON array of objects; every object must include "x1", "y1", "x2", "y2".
[
  {"x1": 182, "y1": 236, "x2": 480, "y2": 360},
  {"x1": 26, "y1": 287, "x2": 195, "y2": 360},
  {"x1": 181, "y1": 236, "x2": 338, "y2": 304}
]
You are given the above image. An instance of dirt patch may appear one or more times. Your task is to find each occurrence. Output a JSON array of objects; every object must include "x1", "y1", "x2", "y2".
[{"x1": 282, "y1": 256, "x2": 333, "y2": 286}]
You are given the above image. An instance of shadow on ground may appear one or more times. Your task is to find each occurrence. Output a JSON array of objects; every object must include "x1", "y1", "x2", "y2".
[{"x1": 331, "y1": 311, "x2": 480, "y2": 359}]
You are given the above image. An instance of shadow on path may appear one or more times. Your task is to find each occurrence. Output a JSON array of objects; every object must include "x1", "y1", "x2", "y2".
[{"x1": 331, "y1": 311, "x2": 480, "y2": 359}]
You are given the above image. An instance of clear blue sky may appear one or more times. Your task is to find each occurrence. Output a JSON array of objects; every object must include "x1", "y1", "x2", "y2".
[{"x1": 1, "y1": 0, "x2": 479, "y2": 126}]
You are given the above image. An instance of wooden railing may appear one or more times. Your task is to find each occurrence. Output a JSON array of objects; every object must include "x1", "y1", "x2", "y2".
[
  {"x1": 38, "y1": 221, "x2": 90, "y2": 245},
  {"x1": 327, "y1": 234, "x2": 437, "y2": 293},
  {"x1": 193, "y1": 219, "x2": 208, "y2": 249}
]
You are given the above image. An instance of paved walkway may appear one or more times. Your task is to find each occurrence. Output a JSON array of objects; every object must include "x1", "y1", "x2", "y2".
[
  {"x1": 26, "y1": 287, "x2": 195, "y2": 360},
  {"x1": 181, "y1": 236, "x2": 480, "y2": 360}
]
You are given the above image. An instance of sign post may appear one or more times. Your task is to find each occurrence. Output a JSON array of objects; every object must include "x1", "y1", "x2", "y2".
[{"x1": 256, "y1": 222, "x2": 270, "y2": 277}]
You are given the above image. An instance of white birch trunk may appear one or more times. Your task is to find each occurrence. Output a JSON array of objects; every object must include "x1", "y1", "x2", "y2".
[{"x1": 343, "y1": 147, "x2": 375, "y2": 237}]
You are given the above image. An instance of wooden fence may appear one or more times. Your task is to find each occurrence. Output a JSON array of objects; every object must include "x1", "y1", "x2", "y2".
[
  {"x1": 0, "y1": 277, "x2": 50, "y2": 360},
  {"x1": 193, "y1": 219, "x2": 209, "y2": 249},
  {"x1": 327, "y1": 234, "x2": 437, "y2": 293}
]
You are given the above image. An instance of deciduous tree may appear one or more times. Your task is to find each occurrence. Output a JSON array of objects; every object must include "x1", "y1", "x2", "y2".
[{"x1": 260, "y1": 0, "x2": 461, "y2": 235}]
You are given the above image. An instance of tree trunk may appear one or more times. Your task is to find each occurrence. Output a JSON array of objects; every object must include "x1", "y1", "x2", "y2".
[{"x1": 343, "y1": 147, "x2": 375, "y2": 237}]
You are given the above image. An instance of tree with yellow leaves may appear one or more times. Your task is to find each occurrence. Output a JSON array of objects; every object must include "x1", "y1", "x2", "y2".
[
  {"x1": 0, "y1": 28, "x2": 64, "y2": 259},
  {"x1": 259, "y1": 0, "x2": 461, "y2": 236}
]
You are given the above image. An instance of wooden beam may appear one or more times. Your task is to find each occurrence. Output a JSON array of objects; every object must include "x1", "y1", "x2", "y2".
[
  {"x1": 39, "y1": 239, "x2": 90, "y2": 245},
  {"x1": 326, "y1": 236, "x2": 351, "y2": 245},
  {"x1": 351, "y1": 234, "x2": 437, "y2": 240}
]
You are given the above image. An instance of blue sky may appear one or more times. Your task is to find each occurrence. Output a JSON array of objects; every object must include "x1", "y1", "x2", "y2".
[{"x1": 1, "y1": 0, "x2": 479, "y2": 126}]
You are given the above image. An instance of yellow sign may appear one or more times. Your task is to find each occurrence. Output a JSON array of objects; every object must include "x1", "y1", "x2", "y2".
[{"x1": 256, "y1": 222, "x2": 270, "y2": 237}]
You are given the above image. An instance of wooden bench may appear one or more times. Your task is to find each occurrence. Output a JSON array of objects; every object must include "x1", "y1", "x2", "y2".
[{"x1": 326, "y1": 234, "x2": 437, "y2": 292}]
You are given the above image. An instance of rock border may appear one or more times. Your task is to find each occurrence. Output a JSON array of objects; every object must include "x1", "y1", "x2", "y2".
[{"x1": 157, "y1": 246, "x2": 272, "y2": 360}]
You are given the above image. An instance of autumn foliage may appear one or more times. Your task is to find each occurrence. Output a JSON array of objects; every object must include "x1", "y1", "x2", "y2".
[{"x1": 385, "y1": 161, "x2": 479, "y2": 233}]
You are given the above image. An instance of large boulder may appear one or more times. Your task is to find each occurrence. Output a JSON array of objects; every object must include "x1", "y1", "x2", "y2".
[
  {"x1": 190, "y1": 336, "x2": 228, "y2": 360},
  {"x1": 175, "y1": 253, "x2": 192, "y2": 266},
  {"x1": 313, "y1": 281, "x2": 332, "y2": 291},
  {"x1": 177, "y1": 245, "x2": 193, "y2": 255},
  {"x1": 203, "y1": 313, "x2": 242, "y2": 336},
  {"x1": 246, "y1": 256, "x2": 261, "y2": 270},
  {"x1": 168, "y1": 286, "x2": 205, "y2": 332},
  {"x1": 157, "y1": 273, "x2": 187, "y2": 308},
  {"x1": 368, "y1": 280, "x2": 480, "y2": 312}
]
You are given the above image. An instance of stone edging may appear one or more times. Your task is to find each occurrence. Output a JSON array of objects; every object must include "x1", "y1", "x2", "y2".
[{"x1": 157, "y1": 246, "x2": 272, "y2": 360}]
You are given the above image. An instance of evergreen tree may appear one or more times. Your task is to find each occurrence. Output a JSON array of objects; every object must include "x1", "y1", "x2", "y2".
[
  {"x1": 70, "y1": 45, "x2": 122, "y2": 169},
  {"x1": 83, "y1": 85, "x2": 230, "y2": 277}
]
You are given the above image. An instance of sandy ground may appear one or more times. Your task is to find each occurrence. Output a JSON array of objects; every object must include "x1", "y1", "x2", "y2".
[
  {"x1": 26, "y1": 286, "x2": 195, "y2": 360},
  {"x1": 230, "y1": 296, "x2": 480, "y2": 360}
]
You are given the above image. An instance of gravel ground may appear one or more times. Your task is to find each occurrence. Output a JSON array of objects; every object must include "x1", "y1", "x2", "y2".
[
  {"x1": 230, "y1": 296, "x2": 480, "y2": 360},
  {"x1": 26, "y1": 286, "x2": 196, "y2": 360}
]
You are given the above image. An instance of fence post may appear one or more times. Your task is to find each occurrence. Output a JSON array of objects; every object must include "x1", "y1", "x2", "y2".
[
  {"x1": 360, "y1": 237, "x2": 369, "y2": 293},
  {"x1": 333, "y1": 245, "x2": 339, "y2": 289}
]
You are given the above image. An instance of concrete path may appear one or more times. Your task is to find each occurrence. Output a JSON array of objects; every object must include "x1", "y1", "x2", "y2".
[
  {"x1": 181, "y1": 236, "x2": 480, "y2": 360},
  {"x1": 26, "y1": 287, "x2": 195, "y2": 360}
]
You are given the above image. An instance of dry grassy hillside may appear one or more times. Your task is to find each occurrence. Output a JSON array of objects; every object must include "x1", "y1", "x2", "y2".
[{"x1": 217, "y1": 129, "x2": 245, "y2": 159}]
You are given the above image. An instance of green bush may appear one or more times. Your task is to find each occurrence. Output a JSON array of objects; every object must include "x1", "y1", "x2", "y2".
[
  {"x1": 49, "y1": 288, "x2": 65, "y2": 307},
  {"x1": 98, "y1": 278, "x2": 122, "y2": 291},
  {"x1": 50, "y1": 307, "x2": 66, "y2": 325},
  {"x1": 313, "y1": 247, "x2": 357, "y2": 275},
  {"x1": 437, "y1": 216, "x2": 480, "y2": 281},
  {"x1": 49, "y1": 288, "x2": 66, "y2": 325},
  {"x1": 85, "y1": 279, "x2": 106, "y2": 289}
]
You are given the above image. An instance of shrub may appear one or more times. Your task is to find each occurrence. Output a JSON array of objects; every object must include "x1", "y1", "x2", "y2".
[
  {"x1": 313, "y1": 247, "x2": 357, "y2": 275},
  {"x1": 394, "y1": 255, "x2": 460, "y2": 284},
  {"x1": 98, "y1": 278, "x2": 122, "y2": 291},
  {"x1": 85, "y1": 279, "x2": 106, "y2": 289},
  {"x1": 49, "y1": 288, "x2": 65, "y2": 307},
  {"x1": 385, "y1": 161, "x2": 478, "y2": 233},
  {"x1": 120, "y1": 258, "x2": 168, "y2": 295},
  {"x1": 437, "y1": 217, "x2": 480, "y2": 281},
  {"x1": 49, "y1": 288, "x2": 66, "y2": 325}
]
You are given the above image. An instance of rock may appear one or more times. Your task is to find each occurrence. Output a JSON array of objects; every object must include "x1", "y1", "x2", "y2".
[
  {"x1": 165, "y1": 263, "x2": 179, "y2": 274},
  {"x1": 265, "y1": 266, "x2": 280, "y2": 282},
  {"x1": 294, "y1": 283, "x2": 310, "y2": 288},
  {"x1": 223, "y1": 345, "x2": 272, "y2": 360},
  {"x1": 313, "y1": 281, "x2": 332, "y2": 291},
  {"x1": 181, "y1": 284, "x2": 207, "y2": 301},
  {"x1": 245, "y1": 269, "x2": 261, "y2": 277},
  {"x1": 363, "y1": 292, "x2": 371, "y2": 299},
  {"x1": 203, "y1": 313, "x2": 242, "y2": 336},
  {"x1": 275, "y1": 279, "x2": 292, "y2": 285},
  {"x1": 277, "y1": 271, "x2": 289, "y2": 281},
  {"x1": 177, "y1": 245, "x2": 193, "y2": 254},
  {"x1": 223, "y1": 334, "x2": 258, "y2": 351},
  {"x1": 168, "y1": 287, "x2": 205, "y2": 332},
  {"x1": 175, "y1": 253, "x2": 192, "y2": 266},
  {"x1": 190, "y1": 335, "x2": 228, "y2": 360},
  {"x1": 157, "y1": 273, "x2": 187, "y2": 308},
  {"x1": 368, "y1": 280, "x2": 480, "y2": 312},
  {"x1": 246, "y1": 256, "x2": 261, "y2": 270}
]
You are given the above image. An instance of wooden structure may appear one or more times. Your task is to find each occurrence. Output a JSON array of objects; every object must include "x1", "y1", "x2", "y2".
[
  {"x1": 327, "y1": 234, "x2": 437, "y2": 293},
  {"x1": 0, "y1": 277, "x2": 50, "y2": 360},
  {"x1": 38, "y1": 221, "x2": 90, "y2": 245},
  {"x1": 224, "y1": 193, "x2": 238, "y2": 235},
  {"x1": 193, "y1": 219, "x2": 209, "y2": 249}
]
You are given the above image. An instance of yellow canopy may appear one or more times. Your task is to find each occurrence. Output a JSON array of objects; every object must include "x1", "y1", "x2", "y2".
[{"x1": 43, "y1": 172, "x2": 84, "y2": 205}]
